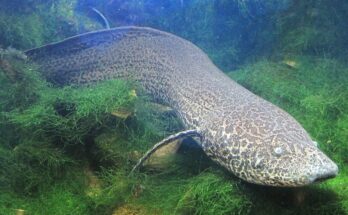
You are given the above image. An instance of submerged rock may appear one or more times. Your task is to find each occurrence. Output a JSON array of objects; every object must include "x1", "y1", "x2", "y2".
[
  {"x1": 94, "y1": 131, "x2": 182, "y2": 170},
  {"x1": 282, "y1": 59, "x2": 299, "y2": 69},
  {"x1": 84, "y1": 166, "x2": 102, "y2": 197},
  {"x1": 143, "y1": 139, "x2": 182, "y2": 170}
]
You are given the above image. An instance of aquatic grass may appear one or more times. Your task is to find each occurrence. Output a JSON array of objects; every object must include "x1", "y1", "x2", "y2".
[
  {"x1": 0, "y1": 167, "x2": 89, "y2": 215},
  {"x1": 0, "y1": 13, "x2": 45, "y2": 49},
  {"x1": 91, "y1": 130, "x2": 134, "y2": 169},
  {"x1": 0, "y1": 53, "x2": 139, "y2": 213},
  {"x1": 324, "y1": 171, "x2": 348, "y2": 213},
  {"x1": 0, "y1": 51, "x2": 46, "y2": 112},
  {"x1": 89, "y1": 169, "x2": 134, "y2": 215},
  {"x1": 30, "y1": 184, "x2": 90, "y2": 215},
  {"x1": 134, "y1": 175, "x2": 189, "y2": 214},
  {"x1": 90, "y1": 127, "x2": 217, "y2": 214},
  {"x1": 86, "y1": 91, "x2": 184, "y2": 172},
  {"x1": 0, "y1": 0, "x2": 101, "y2": 50},
  {"x1": 0, "y1": 191, "x2": 30, "y2": 215},
  {"x1": 126, "y1": 99, "x2": 184, "y2": 152},
  {"x1": 6, "y1": 79, "x2": 136, "y2": 144},
  {"x1": 175, "y1": 171, "x2": 251, "y2": 215},
  {"x1": 276, "y1": 0, "x2": 348, "y2": 58},
  {"x1": 124, "y1": 167, "x2": 250, "y2": 215},
  {"x1": 0, "y1": 140, "x2": 75, "y2": 196},
  {"x1": 1, "y1": 51, "x2": 187, "y2": 214}
]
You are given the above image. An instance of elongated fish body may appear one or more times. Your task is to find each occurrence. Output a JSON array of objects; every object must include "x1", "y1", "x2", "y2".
[{"x1": 26, "y1": 26, "x2": 338, "y2": 187}]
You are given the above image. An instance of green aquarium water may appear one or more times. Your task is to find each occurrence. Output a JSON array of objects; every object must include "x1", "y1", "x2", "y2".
[{"x1": 0, "y1": 0, "x2": 347, "y2": 214}]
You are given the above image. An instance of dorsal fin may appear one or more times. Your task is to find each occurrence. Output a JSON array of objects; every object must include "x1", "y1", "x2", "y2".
[
  {"x1": 24, "y1": 26, "x2": 175, "y2": 60},
  {"x1": 23, "y1": 26, "x2": 183, "y2": 85}
]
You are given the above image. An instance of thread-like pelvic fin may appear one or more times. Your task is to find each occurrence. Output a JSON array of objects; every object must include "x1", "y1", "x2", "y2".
[{"x1": 130, "y1": 129, "x2": 200, "y2": 174}]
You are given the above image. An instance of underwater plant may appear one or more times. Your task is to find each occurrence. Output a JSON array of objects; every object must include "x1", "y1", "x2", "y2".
[
  {"x1": 0, "y1": 49, "x2": 139, "y2": 214},
  {"x1": 275, "y1": 0, "x2": 348, "y2": 59},
  {"x1": 0, "y1": 0, "x2": 103, "y2": 50}
]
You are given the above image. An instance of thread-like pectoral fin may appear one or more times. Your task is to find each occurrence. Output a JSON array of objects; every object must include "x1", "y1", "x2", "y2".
[{"x1": 130, "y1": 129, "x2": 201, "y2": 174}]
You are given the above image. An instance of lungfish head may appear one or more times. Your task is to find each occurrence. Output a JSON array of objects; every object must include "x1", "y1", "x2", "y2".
[{"x1": 202, "y1": 101, "x2": 338, "y2": 187}]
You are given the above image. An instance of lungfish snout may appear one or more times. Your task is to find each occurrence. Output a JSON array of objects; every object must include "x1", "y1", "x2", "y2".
[{"x1": 308, "y1": 161, "x2": 338, "y2": 184}]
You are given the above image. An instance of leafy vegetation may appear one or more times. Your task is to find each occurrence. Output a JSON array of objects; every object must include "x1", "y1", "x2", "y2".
[
  {"x1": 275, "y1": 0, "x2": 348, "y2": 58},
  {"x1": 0, "y1": 0, "x2": 102, "y2": 50},
  {"x1": 0, "y1": 49, "x2": 138, "y2": 214}
]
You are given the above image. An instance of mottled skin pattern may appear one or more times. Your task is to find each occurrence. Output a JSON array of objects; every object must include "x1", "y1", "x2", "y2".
[{"x1": 26, "y1": 26, "x2": 338, "y2": 187}]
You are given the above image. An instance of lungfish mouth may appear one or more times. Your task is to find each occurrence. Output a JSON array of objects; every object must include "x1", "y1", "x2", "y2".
[
  {"x1": 313, "y1": 172, "x2": 337, "y2": 183},
  {"x1": 308, "y1": 162, "x2": 339, "y2": 184}
]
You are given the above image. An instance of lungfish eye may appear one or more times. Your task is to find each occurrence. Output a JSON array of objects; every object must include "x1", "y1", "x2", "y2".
[{"x1": 273, "y1": 147, "x2": 283, "y2": 157}]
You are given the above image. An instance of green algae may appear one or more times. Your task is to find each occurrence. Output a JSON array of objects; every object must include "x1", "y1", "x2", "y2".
[
  {"x1": 175, "y1": 172, "x2": 251, "y2": 215},
  {"x1": 0, "y1": 168, "x2": 89, "y2": 215},
  {"x1": 89, "y1": 169, "x2": 134, "y2": 215},
  {"x1": 6, "y1": 79, "x2": 135, "y2": 144},
  {"x1": 276, "y1": 0, "x2": 348, "y2": 58},
  {"x1": 0, "y1": 0, "x2": 102, "y2": 50},
  {"x1": 0, "y1": 51, "x2": 138, "y2": 214}
]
